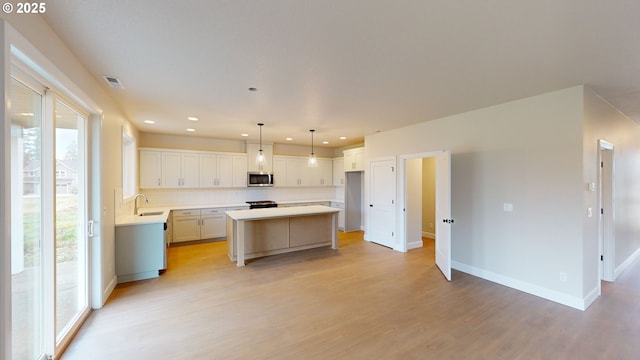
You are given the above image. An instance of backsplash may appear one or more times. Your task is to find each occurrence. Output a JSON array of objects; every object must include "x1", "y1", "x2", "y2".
[{"x1": 132, "y1": 186, "x2": 343, "y2": 210}]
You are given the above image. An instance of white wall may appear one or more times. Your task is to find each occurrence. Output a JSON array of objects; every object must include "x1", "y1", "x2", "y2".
[
  {"x1": 366, "y1": 87, "x2": 586, "y2": 308},
  {"x1": 1, "y1": 14, "x2": 138, "y2": 307},
  {"x1": 582, "y1": 88, "x2": 640, "y2": 295}
]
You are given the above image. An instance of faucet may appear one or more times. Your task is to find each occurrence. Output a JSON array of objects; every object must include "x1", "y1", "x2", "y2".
[{"x1": 134, "y1": 193, "x2": 149, "y2": 215}]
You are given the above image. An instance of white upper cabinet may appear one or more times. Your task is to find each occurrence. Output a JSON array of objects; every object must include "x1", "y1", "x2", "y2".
[
  {"x1": 333, "y1": 157, "x2": 345, "y2": 186},
  {"x1": 199, "y1": 153, "x2": 217, "y2": 188},
  {"x1": 310, "y1": 158, "x2": 333, "y2": 186},
  {"x1": 162, "y1": 151, "x2": 200, "y2": 188},
  {"x1": 200, "y1": 153, "x2": 234, "y2": 188},
  {"x1": 343, "y1": 147, "x2": 365, "y2": 172},
  {"x1": 231, "y1": 154, "x2": 247, "y2": 187},
  {"x1": 273, "y1": 155, "x2": 332, "y2": 187},
  {"x1": 139, "y1": 149, "x2": 162, "y2": 189},
  {"x1": 140, "y1": 148, "x2": 246, "y2": 189},
  {"x1": 246, "y1": 142, "x2": 273, "y2": 173}
]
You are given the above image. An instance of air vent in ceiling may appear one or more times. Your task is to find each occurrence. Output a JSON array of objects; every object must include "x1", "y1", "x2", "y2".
[{"x1": 103, "y1": 75, "x2": 124, "y2": 89}]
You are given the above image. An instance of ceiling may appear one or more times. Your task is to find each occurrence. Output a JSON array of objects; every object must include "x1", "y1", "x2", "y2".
[{"x1": 41, "y1": 1, "x2": 640, "y2": 148}]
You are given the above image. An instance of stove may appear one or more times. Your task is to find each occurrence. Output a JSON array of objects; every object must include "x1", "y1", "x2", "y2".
[{"x1": 246, "y1": 200, "x2": 278, "y2": 209}]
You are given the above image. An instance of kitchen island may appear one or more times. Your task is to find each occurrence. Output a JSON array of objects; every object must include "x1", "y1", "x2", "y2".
[{"x1": 226, "y1": 205, "x2": 340, "y2": 266}]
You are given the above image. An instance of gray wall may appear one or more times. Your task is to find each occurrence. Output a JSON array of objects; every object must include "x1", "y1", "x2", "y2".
[{"x1": 366, "y1": 87, "x2": 588, "y2": 307}]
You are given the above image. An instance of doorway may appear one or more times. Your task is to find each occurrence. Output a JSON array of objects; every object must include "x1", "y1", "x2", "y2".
[
  {"x1": 598, "y1": 140, "x2": 615, "y2": 282},
  {"x1": 399, "y1": 150, "x2": 452, "y2": 281}
]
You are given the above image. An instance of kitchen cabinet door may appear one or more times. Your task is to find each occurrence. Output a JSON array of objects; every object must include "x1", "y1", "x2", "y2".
[
  {"x1": 216, "y1": 155, "x2": 234, "y2": 187},
  {"x1": 272, "y1": 157, "x2": 287, "y2": 187},
  {"x1": 333, "y1": 157, "x2": 345, "y2": 186},
  {"x1": 232, "y1": 155, "x2": 247, "y2": 187},
  {"x1": 139, "y1": 150, "x2": 162, "y2": 189},
  {"x1": 344, "y1": 147, "x2": 365, "y2": 172},
  {"x1": 310, "y1": 158, "x2": 332, "y2": 186},
  {"x1": 201, "y1": 211, "x2": 226, "y2": 239},
  {"x1": 285, "y1": 158, "x2": 301, "y2": 186},
  {"x1": 199, "y1": 153, "x2": 217, "y2": 188},
  {"x1": 296, "y1": 158, "x2": 311, "y2": 186},
  {"x1": 181, "y1": 153, "x2": 200, "y2": 188},
  {"x1": 161, "y1": 152, "x2": 182, "y2": 188},
  {"x1": 172, "y1": 215, "x2": 201, "y2": 242}
]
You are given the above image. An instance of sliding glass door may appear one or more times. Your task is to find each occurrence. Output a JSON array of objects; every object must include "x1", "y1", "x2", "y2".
[
  {"x1": 10, "y1": 71, "x2": 90, "y2": 359},
  {"x1": 54, "y1": 100, "x2": 89, "y2": 347},
  {"x1": 10, "y1": 77, "x2": 45, "y2": 360}
]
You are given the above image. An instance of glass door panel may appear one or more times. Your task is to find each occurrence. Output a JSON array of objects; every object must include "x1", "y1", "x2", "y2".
[
  {"x1": 10, "y1": 78, "x2": 45, "y2": 359},
  {"x1": 54, "y1": 100, "x2": 88, "y2": 343}
]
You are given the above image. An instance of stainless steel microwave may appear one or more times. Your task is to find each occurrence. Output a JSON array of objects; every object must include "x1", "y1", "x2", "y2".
[{"x1": 247, "y1": 172, "x2": 274, "y2": 187}]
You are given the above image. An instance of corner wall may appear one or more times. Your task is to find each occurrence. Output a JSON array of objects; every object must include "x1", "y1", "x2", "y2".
[
  {"x1": 366, "y1": 86, "x2": 586, "y2": 308},
  {"x1": 582, "y1": 88, "x2": 640, "y2": 296}
]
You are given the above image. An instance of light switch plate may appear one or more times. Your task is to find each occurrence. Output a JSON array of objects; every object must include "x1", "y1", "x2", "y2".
[{"x1": 503, "y1": 203, "x2": 513, "y2": 212}]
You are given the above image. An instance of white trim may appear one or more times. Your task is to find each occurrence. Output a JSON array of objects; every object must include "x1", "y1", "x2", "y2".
[
  {"x1": 597, "y1": 139, "x2": 615, "y2": 282},
  {"x1": 583, "y1": 285, "x2": 601, "y2": 310},
  {"x1": 407, "y1": 241, "x2": 423, "y2": 250},
  {"x1": 614, "y1": 247, "x2": 640, "y2": 280},
  {"x1": 452, "y1": 261, "x2": 590, "y2": 311},
  {"x1": 1, "y1": 19, "x2": 12, "y2": 360},
  {"x1": 422, "y1": 231, "x2": 435, "y2": 239},
  {"x1": 397, "y1": 150, "x2": 447, "y2": 254},
  {"x1": 102, "y1": 276, "x2": 118, "y2": 307}
]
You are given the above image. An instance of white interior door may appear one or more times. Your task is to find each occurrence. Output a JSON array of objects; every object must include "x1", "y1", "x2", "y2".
[
  {"x1": 368, "y1": 158, "x2": 396, "y2": 248},
  {"x1": 435, "y1": 151, "x2": 452, "y2": 281}
]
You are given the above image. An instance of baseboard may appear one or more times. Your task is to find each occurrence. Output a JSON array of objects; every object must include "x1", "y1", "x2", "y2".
[
  {"x1": 100, "y1": 275, "x2": 117, "y2": 309},
  {"x1": 451, "y1": 261, "x2": 589, "y2": 311},
  {"x1": 615, "y1": 247, "x2": 640, "y2": 280},
  {"x1": 421, "y1": 231, "x2": 435, "y2": 239},
  {"x1": 407, "y1": 241, "x2": 423, "y2": 250},
  {"x1": 583, "y1": 285, "x2": 601, "y2": 310}
]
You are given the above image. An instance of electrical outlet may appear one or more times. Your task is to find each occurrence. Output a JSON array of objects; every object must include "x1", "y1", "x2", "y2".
[{"x1": 559, "y1": 272, "x2": 567, "y2": 282}]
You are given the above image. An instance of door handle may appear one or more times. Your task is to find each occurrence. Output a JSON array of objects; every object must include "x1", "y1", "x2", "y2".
[{"x1": 369, "y1": 204, "x2": 373, "y2": 207}]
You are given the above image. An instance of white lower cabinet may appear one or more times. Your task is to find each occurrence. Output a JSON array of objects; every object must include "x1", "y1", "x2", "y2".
[
  {"x1": 172, "y1": 209, "x2": 202, "y2": 243},
  {"x1": 200, "y1": 208, "x2": 226, "y2": 239},
  {"x1": 172, "y1": 208, "x2": 228, "y2": 243}
]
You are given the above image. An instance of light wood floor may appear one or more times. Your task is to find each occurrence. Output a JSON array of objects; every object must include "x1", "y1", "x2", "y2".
[{"x1": 61, "y1": 232, "x2": 640, "y2": 359}]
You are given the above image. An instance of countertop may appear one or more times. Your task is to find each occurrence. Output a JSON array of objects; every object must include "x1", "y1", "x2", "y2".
[
  {"x1": 115, "y1": 199, "x2": 344, "y2": 226},
  {"x1": 226, "y1": 205, "x2": 340, "y2": 221}
]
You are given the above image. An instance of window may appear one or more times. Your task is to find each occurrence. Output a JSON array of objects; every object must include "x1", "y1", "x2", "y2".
[{"x1": 122, "y1": 130, "x2": 136, "y2": 199}]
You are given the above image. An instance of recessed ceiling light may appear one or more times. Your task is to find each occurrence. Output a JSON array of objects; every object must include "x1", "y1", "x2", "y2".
[
  {"x1": 187, "y1": 116, "x2": 199, "y2": 121},
  {"x1": 144, "y1": 120, "x2": 155, "y2": 124},
  {"x1": 186, "y1": 128, "x2": 196, "y2": 132},
  {"x1": 322, "y1": 141, "x2": 329, "y2": 144},
  {"x1": 339, "y1": 136, "x2": 347, "y2": 140},
  {"x1": 241, "y1": 133, "x2": 249, "y2": 137},
  {"x1": 286, "y1": 137, "x2": 293, "y2": 141}
]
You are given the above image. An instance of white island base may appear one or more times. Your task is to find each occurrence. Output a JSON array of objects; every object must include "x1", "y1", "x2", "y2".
[{"x1": 226, "y1": 205, "x2": 340, "y2": 266}]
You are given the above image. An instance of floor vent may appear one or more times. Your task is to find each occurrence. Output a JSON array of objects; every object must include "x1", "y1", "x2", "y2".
[{"x1": 103, "y1": 75, "x2": 124, "y2": 89}]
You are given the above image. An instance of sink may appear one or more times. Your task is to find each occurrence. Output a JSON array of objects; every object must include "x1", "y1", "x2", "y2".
[{"x1": 139, "y1": 211, "x2": 164, "y2": 217}]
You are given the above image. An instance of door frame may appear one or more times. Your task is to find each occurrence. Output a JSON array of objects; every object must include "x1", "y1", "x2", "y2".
[
  {"x1": 598, "y1": 139, "x2": 615, "y2": 282},
  {"x1": 398, "y1": 151, "x2": 444, "y2": 252},
  {"x1": 398, "y1": 150, "x2": 452, "y2": 280}
]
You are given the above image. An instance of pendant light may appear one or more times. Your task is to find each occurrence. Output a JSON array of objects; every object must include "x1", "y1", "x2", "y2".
[
  {"x1": 308, "y1": 129, "x2": 318, "y2": 167},
  {"x1": 256, "y1": 123, "x2": 266, "y2": 170}
]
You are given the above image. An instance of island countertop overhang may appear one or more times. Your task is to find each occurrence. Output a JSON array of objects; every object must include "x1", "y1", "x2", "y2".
[{"x1": 225, "y1": 205, "x2": 339, "y2": 221}]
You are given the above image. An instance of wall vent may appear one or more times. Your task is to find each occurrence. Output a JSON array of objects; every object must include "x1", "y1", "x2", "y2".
[{"x1": 103, "y1": 75, "x2": 124, "y2": 89}]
